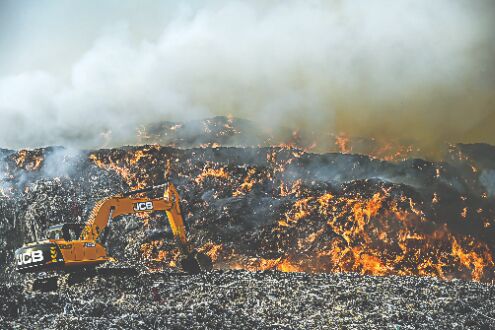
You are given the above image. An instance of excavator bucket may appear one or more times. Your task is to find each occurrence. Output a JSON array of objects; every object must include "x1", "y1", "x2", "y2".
[{"x1": 179, "y1": 251, "x2": 213, "y2": 274}]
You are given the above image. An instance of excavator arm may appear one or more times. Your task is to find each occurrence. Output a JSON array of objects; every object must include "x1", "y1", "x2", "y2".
[{"x1": 80, "y1": 183, "x2": 190, "y2": 253}]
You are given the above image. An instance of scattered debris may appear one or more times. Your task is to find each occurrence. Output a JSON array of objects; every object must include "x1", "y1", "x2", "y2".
[{"x1": 2, "y1": 271, "x2": 495, "y2": 329}]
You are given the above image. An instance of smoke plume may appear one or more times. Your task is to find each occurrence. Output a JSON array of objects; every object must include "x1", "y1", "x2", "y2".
[{"x1": 0, "y1": 0, "x2": 494, "y2": 152}]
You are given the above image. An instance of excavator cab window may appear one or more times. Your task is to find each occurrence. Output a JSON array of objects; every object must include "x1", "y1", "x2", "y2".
[
  {"x1": 46, "y1": 227, "x2": 63, "y2": 240},
  {"x1": 45, "y1": 224, "x2": 83, "y2": 241}
]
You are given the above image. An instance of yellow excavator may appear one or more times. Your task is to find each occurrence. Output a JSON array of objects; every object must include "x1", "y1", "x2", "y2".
[{"x1": 15, "y1": 182, "x2": 212, "y2": 288}]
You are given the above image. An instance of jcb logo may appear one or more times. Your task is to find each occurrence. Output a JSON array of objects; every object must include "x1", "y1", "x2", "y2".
[
  {"x1": 17, "y1": 250, "x2": 44, "y2": 265},
  {"x1": 133, "y1": 201, "x2": 154, "y2": 212}
]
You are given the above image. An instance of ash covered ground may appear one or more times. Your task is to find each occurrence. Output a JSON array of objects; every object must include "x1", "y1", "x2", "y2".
[
  {"x1": 3, "y1": 271, "x2": 495, "y2": 329},
  {"x1": 2, "y1": 117, "x2": 495, "y2": 329}
]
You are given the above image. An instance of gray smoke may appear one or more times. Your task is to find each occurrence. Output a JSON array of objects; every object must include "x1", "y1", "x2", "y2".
[
  {"x1": 0, "y1": 1, "x2": 494, "y2": 150},
  {"x1": 40, "y1": 147, "x2": 85, "y2": 178},
  {"x1": 480, "y1": 170, "x2": 495, "y2": 197}
]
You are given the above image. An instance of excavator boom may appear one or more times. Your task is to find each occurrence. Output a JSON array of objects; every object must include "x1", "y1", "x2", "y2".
[{"x1": 81, "y1": 183, "x2": 188, "y2": 250}]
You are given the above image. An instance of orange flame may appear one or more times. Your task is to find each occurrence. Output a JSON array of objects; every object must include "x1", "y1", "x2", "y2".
[
  {"x1": 195, "y1": 164, "x2": 230, "y2": 184},
  {"x1": 335, "y1": 134, "x2": 351, "y2": 154}
]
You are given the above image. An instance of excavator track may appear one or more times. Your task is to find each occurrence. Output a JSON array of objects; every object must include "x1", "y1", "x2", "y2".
[
  {"x1": 24, "y1": 259, "x2": 211, "y2": 292},
  {"x1": 24, "y1": 263, "x2": 140, "y2": 292},
  {"x1": 24, "y1": 272, "x2": 61, "y2": 292}
]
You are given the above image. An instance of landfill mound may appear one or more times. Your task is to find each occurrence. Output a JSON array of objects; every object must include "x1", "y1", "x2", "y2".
[
  {"x1": 1, "y1": 117, "x2": 495, "y2": 328},
  {"x1": 2, "y1": 270, "x2": 495, "y2": 329}
]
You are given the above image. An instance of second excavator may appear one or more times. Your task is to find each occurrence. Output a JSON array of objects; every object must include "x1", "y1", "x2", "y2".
[{"x1": 15, "y1": 181, "x2": 212, "y2": 289}]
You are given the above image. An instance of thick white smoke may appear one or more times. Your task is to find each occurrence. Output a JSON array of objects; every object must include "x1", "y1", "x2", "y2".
[{"x1": 0, "y1": 0, "x2": 494, "y2": 149}]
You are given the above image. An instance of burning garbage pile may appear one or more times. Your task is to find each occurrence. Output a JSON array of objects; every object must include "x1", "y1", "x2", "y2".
[
  {"x1": 85, "y1": 144, "x2": 495, "y2": 282},
  {"x1": 1, "y1": 119, "x2": 495, "y2": 283}
]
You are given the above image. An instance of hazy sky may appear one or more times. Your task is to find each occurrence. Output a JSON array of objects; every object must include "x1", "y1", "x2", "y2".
[
  {"x1": 0, "y1": 1, "x2": 184, "y2": 75},
  {"x1": 0, "y1": 0, "x2": 494, "y2": 150}
]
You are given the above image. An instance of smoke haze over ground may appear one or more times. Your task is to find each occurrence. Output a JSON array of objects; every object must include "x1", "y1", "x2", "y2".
[{"x1": 0, "y1": 0, "x2": 494, "y2": 151}]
